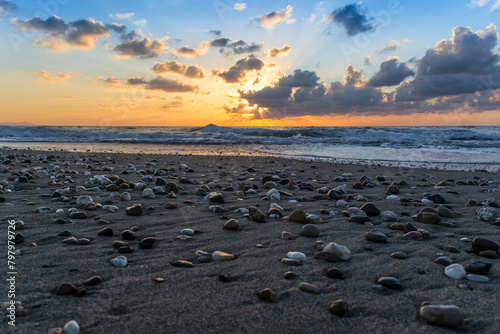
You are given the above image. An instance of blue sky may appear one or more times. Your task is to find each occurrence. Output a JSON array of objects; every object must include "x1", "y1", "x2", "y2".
[{"x1": 1, "y1": 0, "x2": 499, "y2": 126}]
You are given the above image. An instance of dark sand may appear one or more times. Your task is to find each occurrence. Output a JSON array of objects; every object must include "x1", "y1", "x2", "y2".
[{"x1": 0, "y1": 149, "x2": 499, "y2": 333}]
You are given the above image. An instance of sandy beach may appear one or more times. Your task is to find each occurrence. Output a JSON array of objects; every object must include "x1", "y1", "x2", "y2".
[{"x1": 1, "y1": 148, "x2": 499, "y2": 333}]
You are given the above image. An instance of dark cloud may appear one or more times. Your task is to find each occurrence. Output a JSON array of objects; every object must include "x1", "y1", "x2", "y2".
[
  {"x1": 325, "y1": 4, "x2": 374, "y2": 36},
  {"x1": 366, "y1": 58, "x2": 415, "y2": 87},
  {"x1": 152, "y1": 60, "x2": 206, "y2": 79},
  {"x1": 126, "y1": 76, "x2": 199, "y2": 93},
  {"x1": 267, "y1": 45, "x2": 291, "y2": 57},
  {"x1": 209, "y1": 37, "x2": 263, "y2": 55},
  {"x1": 395, "y1": 24, "x2": 500, "y2": 101},
  {"x1": 0, "y1": 0, "x2": 17, "y2": 17},
  {"x1": 280, "y1": 70, "x2": 320, "y2": 87},
  {"x1": 162, "y1": 101, "x2": 183, "y2": 108},
  {"x1": 111, "y1": 36, "x2": 165, "y2": 58},
  {"x1": 12, "y1": 15, "x2": 115, "y2": 50},
  {"x1": 215, "y1": 57, "x2": 265, "y2": 84},
  {"x1": 175, "y1": 46, "x2": 203, "y2": 58},
  {"x1": 207, "y1": 29, "x2": 222, "y2": 36},
  {"x1": 104, "y1": 77, "x2": 121, "y2": 86}
]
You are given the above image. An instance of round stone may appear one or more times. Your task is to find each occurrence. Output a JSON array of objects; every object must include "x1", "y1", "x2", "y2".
[
  {"x1": 289, "y1": 209, "x2": 307, "y2": 223},
  {"x1": 287, "y1": 252, "x2": 306, "y2": 262},
  {"x1": 391, "y1": 252, "x2": 407, "y2": 259},
  {"x1": 209, "y1": 193, "x2": 225, "y2": 204},
  {"x1": 111, "y1": 255, "x2": 127, "y2": 267},
  {"x1": 283, "y1": 271, "x2": 297, "y2": 279},
  {"x1": 121, "y1": 230, "x2": 136, "y2": 240},
  {"x1": 223, "y1": 219, "x2": 240, "y2": 230},
  {"x1": 326, "y1": 267, "x2": 343, "y2": 279},
  {"x1": 436, "y1": 206, "x2": 454, "y2": 218},
  {"x1": 472, "y1": 238, "x2": 499, "y2": 253},
  {"x1": 465, "y1": 274, "x2": 489, "y2": 282},
  {"x1": 62, "y1": 320, "x2": 80, "y2": 334},
  {"x1": 329, "y1": 300, "x2": 348, "y2": 316},
  {"x1": 435, "y1": 256, "x2": 453, "y2": 266},
  {"x1": 444, "y1": 263, "x2": 466, "y2": 280},
  {"x1": 164, "y1": 202, "x2": 177, "y2": 210},
  {"x1": 212, "y1": 251, "x2": 235, "y2": 261},
  {"x1": 299, "y1": 282, "x2": 320, "y2": 294},
  {"x1": 138, "y1": 237, "x2": 155, "y2": 249},
  {"x1": 420, "y1": 304, "x2": 463, "y2": 328},
  {"x1": 377, "y1": 277, "x2": 402, "y2": 289},
  {"x1": 365, "y1": 231, "x2": 387, "y2": 243},
  {"x1": 323, "y1": 243, "x2": 351, "y2": 261},
  {"x1": 465, "y1": 261, "x2": 492, "y2": 275},
  {"x1": 300, "y1": 224, "x2": 320, "y2": 237},
  {"x1": 281, "y1": 258, "x2": 302, "y2": 266},
  {"x1": 97, "y1": 227, "x2": 113, "y2": 237},
  {"x1": 259, "y1": 288, "x2": 278, "y2": 302},
  {"x1": 381, "y1": 211, "x2": 398, "y2": 222},
  {"x1": 249, "y1": 207, "x2": 266, "y2": 222},
  {"x1": 403, "y1": 231, "x2": 423, "y2": 240},
  {"x1": 416, "y1": 212, "x2": 441, "y2": 224},
  {"x1": 281, "y1": 231, "x2": 294, "y2": 240},
  {"x1": 360, "y1": 203, "x2": 380, "y2": 216},
  {"x1": 84, "y1": 276, "x2": 103, "y2": 286},
  {"x1": 118, "y1": 245, "x2": 134, "y2": 253},
  {"x1": 125, "y1": 204, "x2": 143, "y2": 216},
  {"x1": 54, "y1": 283, "x2": 78, "y2": 295}
]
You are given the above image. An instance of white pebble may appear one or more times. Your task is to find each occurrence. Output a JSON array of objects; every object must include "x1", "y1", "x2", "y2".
[
  {"x1": 386, "y1": 195, "x2": 400, "y2": 200},
  {"x1": 111, "y1": 255, "x2": 127, "y2": 267},
  {"x1": 466, "y1": 274, "x2": 489, "y2": 283},
  {"x1": 287, "y1": 252, "x2": 306, "y2": 262},
  {"x1": 444, "y1": 264, "x2": 466, "y2": 280},
  {"x1": 63, "y1": 320, "x2": 80, "y2": 334}
]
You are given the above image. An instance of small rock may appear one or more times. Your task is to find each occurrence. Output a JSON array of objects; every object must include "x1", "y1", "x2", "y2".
[
  {"x1": 171, "y1": 260, "x2": 194, "y2": 268},
  {"x1": 283, "y1": 271, "x2": 297, "y2": 279},
  {"x1": 110, "y1": 255, "x2": 127, "y2": 267},
  {"x1": 381, "y1": 211, "x2": 397, "y2": 222},
  {"x1": 391, "y1": 252, "x2": 407, "y2": 259},
  {"x1": 259, "y1": 288, "x2": 278, "y2": 302},
  {"x1": 125, "y1": 204, "x2": 143, "y2": 216},
  {"x1": 300, "y1": 224, "x2": 320, "y2": 237},
  {"x1": 69, "y1": 211, "x2": 86, "y2": 219},
  {"x1": 76, "y1": 195, "x2": 92, "y2": 208},
  {"x1": 281, "y1": 258, "x2": 302, "y2": 266},
  {"x1": 444, "y1": 264, "x2": 466, "y2": 279},
  {"x1": 164, "y1": 202, "x2": 177, "y2": 210},
  {"x1": 299, "y1": 282, "x2": 320, "y2": 294},
  {"x1": 76, "y1": 238, "x2": 90, "y2": 245},
  {"x1": 444, "y1": 246, "x2": 459, "y2": 253},
  {"x1": 287, "y1": 252, "x2": 306, "y2": 262},
  {"x1": 54, "y1": 283, "x2": 78, "y2": 295},
  {"x1": 249, "y1": 207, "x2": 266, "y2": 222},
  {"x1": 62, "y1": 320, "x2": 80, "y2": 334},
  {"x1": 323, "y1": 243, "x2": 351, "y2": 261},
  {"x1": 416, "y1": 212, "x2": 441, "y2": 224},
  {"x1": 121, "y1": 230, "x2": 136, "y2": 240},
  {"x1": 466, "y1": 274, "x2": 489, "y2": 282},
  {"x1": 420, "y1": 304, "x2": 463, "y2": 328},
  {"x1": 377, "y1": 277, "x2": 402, "y2": 289},
  {"x1": 360, "y1": 203, "x2": 380, "y2": 216},
  {"x1": 139, "y1": 237, "x2": 155, "y2": 249},
  {"x1": 472, "y1": 238, "x2": 499, "y2": 253},
  {"x1": 289, "y1": 209, "x2": 307, "y2": 223},
  {"x1": 84, "y1": 276, "x2": 103, "y2": 286},
  {"x1": 118, "y1": 245, "x2": 134, "y2": 253},
  {"x1": 465, "y1": 261, "x2": 491, "y2": 275},
  {"x1": 329, "y1": 300, "x2": 348, "y2": 316},
  {"x1": 479, "y1": 250, "x2": 499, "y2": 258},
  {"x1": 314, "y1": 252, "x2": 339, "y2": 262},
  {"x1": 223, "y1": 219, "x2": 240, "y2": 230},
  {"x1": 435, "y1": 256, "x2": 453, "y2": 266},
  {"x1": 212, "y1": 251, "x2": 235, "y2": 261},
  {"x1": 281, "y1": 231, "x2": 294, "y2": 240},
  {"x1": 436, "y1": 206, "x2": 454, "y2": 218},
  {"x1": 403, "y1": 231, "x2": 423, "y2": 240},
  {"x1": 97, "y1": 227, "x2": 113, "y2": 237},
  {"x1": 326, "y1": 268, "x2": 343, "y2": 279},
  {"x1": 209, "y1": 193, "x2": 225, "y2": 203},
  {"x1": 365, "y1": 231, "x2": 387, "y2": 243}
]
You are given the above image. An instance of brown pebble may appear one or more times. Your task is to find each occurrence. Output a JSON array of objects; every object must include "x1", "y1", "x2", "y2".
[
  {"x1": 299, "y1": 282, "x2": 320, "y2": 294},
  {"x1": 165, "y1": 203, "x2": 177, "y2": 210},
  {"x1": 329, "y1": 300, "x2": 348, "y2": 316},
  {"x1": 391, "y1": 252, "x2": 407, "y2": 259},
  {"x1": 54, "y1": 283, "x2": 77, "y2": 295},
  {"x1": 259, "y1": 288, "x2": 278, "y2": 302},
  {"x1": 283, "y1": 271, "x2": 298, "y2": 279}
]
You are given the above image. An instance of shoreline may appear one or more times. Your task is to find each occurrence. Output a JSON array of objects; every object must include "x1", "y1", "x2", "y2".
[{"x1": 1, "y1": 148, "x2": 499, "y2": 333}]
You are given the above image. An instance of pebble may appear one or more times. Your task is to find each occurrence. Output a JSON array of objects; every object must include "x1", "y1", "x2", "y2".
[
  {"x1": 420, "y1": 304, "x2": 463, "y2": 328},
  {"x1": 391, "y1": 252, "x2": 407, "y2": 259},
  {"x1": 112, "y1": 240, "x2": 129, "y2": 248},
  {"x1": 365, "y1": 231, "x2": 387, "y2": 243},
  {"x1": 283, "y1": 271, "x2": 298, "y2": 279},
  {"x1": 180, "y1": 229, "x2": 195, "y2": 236},
  {"x1": 444, "y1": 264, "x2": 466, "y2": 279},
  {"x1": 300, "y1": 224, "x2": 320, "y2": 237},
  {"x1": 329, "y1": 300, "x2": 348, "y2": 316},
  {"x1": 70, "y1": 211, "x2": 87, "y2": 219},
  {"x1": 386, "y1": 195, "x2": 400, "y2": 200},
  {"x1": 436, "y1": 206, "x2": 454, "y2": 218},
  {"x1": 435, "y1": 256, "x2": 453, "y2": 266},
  {"x1": 164, "y1": 202, "x2": 177, "y2": 210},
  {"x1": 266, "y1": 188, "x2": 280, "y2": 201},
  {"x1": 97, "y1": 227, "x2": 113, "y2": 237},
  {"x1": 54, "y1": 283, "x2": 78, "y2": 295},
  {"x1": 377, "y1": 277, "x2": 402, "y2": 289},
  {"x1": 314, "y1": 240, "x2": 326, "y2": 250},
  {"x1": 416, "y1": 212, "x2": 441, "y2": 224},
  {"x1": 305, "y1": 214, "x2": 323, "y2": 224},
  {"x1": 223, "y1": 219, "x2": 240, "y2": 230},
  {"x1": 111, "y1": 255, "x2": 127, "y2": 267},
  {"x1": 281, "y1": 258, "x2": 302, "y2": 266},
  {"x1": 281, "y1": 231, "x2": 294, "y2": 240},
  {"x1": 118, "y1": 245, "x2": 134, "y2": 253},
  {"x1": 259, "y1": 288, "x2": 278, "y2": 302},
  {"x1": 466, "y1": 274, "x2": 489, "y2": 282},
  {"x1": 465, "y1": 261, "x2": 491, "y2": 275},
  {"x1": 62, "y1": 320, "x2": 80, "y2": 334},
  {"x1": 171, "y1": 260, "x2": 194, "y2": 268},
  {"x1": 381, "y1": 211, "x2": 397, "y2": 222},
  {"x1": 287, "y1": 252, "x2": 306, "y2": 262},
  {"x1": 403, "y1": 231, "x2": 423, "y2": 240},
  {"x1": 389, "y1": 223, "x2": 404, "y2": 231},
  {"x1": 479, "y1": 250, "x2": 498, "y2": 258},
  {"x1": 62, "y1": 237, "x2": 77, "y2": 244},
  {"x1": 212, "y1": 251, "x2": 235, "y2": 261},
  {"x1": 139, "y1": 237, "x2": 155, "y2": 249},
  {"x1": 125, "y1": 204, "x2": 143, "y2": 216},
  {"x1": 326, "y1": 267, "x2": 343, "y2": 279},
  {"x1": 471, "y1": 238, "x2": 499, "y2": 253},
  {"x1": 323, "y1": 243, "x2": 351, "y2": 261},
  {"x1": 121, "y1": 230, "x2": 136, "y2": 240},
  {"x1": 76, "y1": 195, "x2": 92, "y2": 208},
  {"x1": 142, "y1": 188, "x2": 155, "y2": 198},
  {"x1": 76, "y1": 238, "x2": 90, "y2": 245},
  {"x1": 289, "y1": 209, "x2": 307, "y2": 223},
  {"x1": 476, "y1": 207, "x2": 497, "y2": 222},
  {"x1": 360, "y1": 203, "x2": 380, "y2": 216},
  {"x1": 84, "y1": 276, "x2": 103, "y2": 286},
  {"x1": 249, "y1": 206, "x2": 266, "y2": 222},
  {"x1": 444, "y1": 246, "x2": 459, "y2": 253},
  {"x1": 208, "y1": 193, "x2": 225, "y2": 203},
  {"x1": 299, "y1": 282, "x2": 320, "y2": 294},
  {"x1": 120, "y1": 192, "x2": 131, "y2": 201},
  {"x1": 14, "y1": 233, "x2": 24, "y2": 244}
]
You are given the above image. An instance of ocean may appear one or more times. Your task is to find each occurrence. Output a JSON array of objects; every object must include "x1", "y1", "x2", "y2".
[{"x1": 0, "y1": 125, "x2": 499, "y2": 171}]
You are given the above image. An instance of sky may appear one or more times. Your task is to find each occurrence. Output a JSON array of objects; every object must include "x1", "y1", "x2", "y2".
[{"x1": 1, "y1": 0, "x2": 500, "y2": 126}]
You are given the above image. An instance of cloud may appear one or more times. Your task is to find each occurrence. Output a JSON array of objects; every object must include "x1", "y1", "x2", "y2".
[
  {"x1": 162, "y1": 101, "x2": 183, "y2": 109},
  {"x1": 492, "y1": 0, "x2": 500, "y2": 11},
  {"x1": 104, "y1": 77, "x2": 121, "y2": 86},
  {"x1": 209, "y1": 37, "x2": 263, "y2": 55},
  {"x1": 234, "y1": 3, "x2": 246, "y2": 11},
  {"x1": 126, "y1": 76, "x2": 199, "y2": 93},
  {"x1": 111, "y1": 35, "x2": 166, "y2": 58},
  {"x1": 61, "y1": 96, "x2": 83, "y2": 99},
  {"x1": 0, "y1": 0, "x2": 16, "y2": 17},
  {"x1": 133, "y1": 19, "x2": 147, "y2": 26},
  {"x1": 109, "y1": 12, "x2": 134, "y2": 19},
  {"x1": 395, "y1": 24, "x2": 500, "y2": 101},
  {"x1": 174, "y1": 42, "x2": 209, "y2": 58},
  {"x1": 324, "y1": 3, "x2": 374, "y2": 36},
  {"x1": 380, "y1": 39, "x2": 412, "y2": 53},
  {"x1": 267, "y1": 45, "x2": 291, "y2": 57},
  {"x1": 152, "y1": 60, "x2": 206, "y2": 79},
  {"x1": 28, "y1": 70, "x2": 80, "y2": 82},
  {"x1": 215, "y1": 56, "x2": 265, "y2": 84},
  {"x1": 366, "y1": 58, "x2": 415, "y2": 87},
  {"x1": 12, "y1": 16, "x2": 112, "y2": 50},
  {"x1": 363, "y1": 55, "x2": 372, "y2": 66},
  {"x1": 207, "y1": 29, "x2": 221, "y2": 36},
  {"x1": 257, "y1": 5, "x2": 295, "y2": 29},
  {"x1": 468, "y1": 0, "x2": 490, "y2": 7}
]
